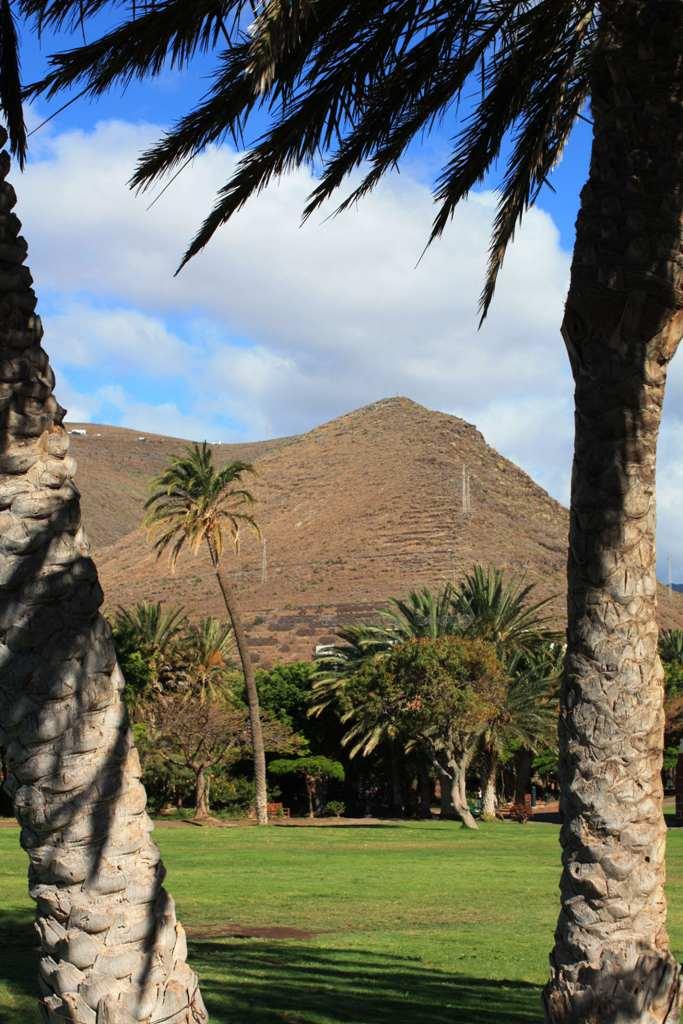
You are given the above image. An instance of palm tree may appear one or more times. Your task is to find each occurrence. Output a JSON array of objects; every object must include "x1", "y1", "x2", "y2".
[
  {"x1": 661, "y1": 629, "x2": 683, "y2": 667},
  {"x1": 0, "y1": 143, "x2": 208, "y2": 1024},
  {"x1": 453, "y1": 566, "x2": 555, "y2": 653},
  {"x1": 112, "y1": 599, "x2": 187, "y2": 686},
  {"x1": 144, "y1": 442, "x2": 270, "y2": 825},
  {"x1": 182, "y1": 616, "x2": 235, "y2": 703},
  {"x1": 479, "y1": 644, "x2": 561, "y2": 820},
  {"x1": 9, "y1": 1, "x2": 682, "y2": 1017},
  {"x1": 114, "y1": 600, "x2": 187, "y2": 657},
  {"x1": 452, "y1": 566, "x2": 560, "y2": 811}
]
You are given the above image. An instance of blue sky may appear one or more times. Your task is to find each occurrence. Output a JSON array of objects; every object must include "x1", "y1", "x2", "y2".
[{"x1": 13, "y1": 14, "x2": 683, "y2": 580}]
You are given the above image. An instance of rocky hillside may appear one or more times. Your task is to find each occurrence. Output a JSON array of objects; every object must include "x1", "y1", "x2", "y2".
[{"x1": 66, "y1": 397, "x2": 683, "y2": 665}]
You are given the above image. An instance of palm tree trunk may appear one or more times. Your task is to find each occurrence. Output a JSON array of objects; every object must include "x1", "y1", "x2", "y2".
[
  {"x1": 0, "y1": 140, "x2": 207, "y2": 1022},
  {"x1": 209, "y1": 554, "x2": 269, "y2": 825},
  {"x1": 194, "y1": 766, "x2": 210, "y2": 819},
  {"x1": 545, "y1": 4, "x2": 682, "y2": 1021},
  {"x1": 481, "y1": 750, "x2": 498, "y2": 822},
  {"x1": 389, "y1": 742, "x2": 404, "y2": 816},
  {"x1": 305, "y1": 774, "x2": 316, "y2": 818},
  {"x1": 514, "y1": 747, "x2": 532, "y2": 806}
]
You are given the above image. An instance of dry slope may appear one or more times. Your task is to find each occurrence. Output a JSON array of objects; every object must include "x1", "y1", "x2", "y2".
[{"x1": 66, "y1": 397, "x2": 683, "y2": 665}]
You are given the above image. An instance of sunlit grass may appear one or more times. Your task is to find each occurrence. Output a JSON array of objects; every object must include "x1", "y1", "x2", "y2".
[{"x1": 2, "y1": 819, "x2": 683, "y2": 1023}]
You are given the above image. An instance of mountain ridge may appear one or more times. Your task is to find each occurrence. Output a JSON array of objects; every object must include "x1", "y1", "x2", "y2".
[{"x1": 65, "y1": 396, "x2": 683, "y2": 664}]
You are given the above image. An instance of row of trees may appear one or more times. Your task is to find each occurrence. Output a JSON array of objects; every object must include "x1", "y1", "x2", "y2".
[
  {"x1": 109, "y1": 572, "x2": 683, "y2": 834},
  {"x1": 312, "y1": 568, "x2": 563, "y2": 829},
  {"x1": 108, "y1": 566, "x2": 562, "y2": 827}
]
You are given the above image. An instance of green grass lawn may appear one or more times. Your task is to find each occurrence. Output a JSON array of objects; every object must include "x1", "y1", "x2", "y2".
[{"x1": 2, "y1": 819, "x2": 683, "y2": 1023}]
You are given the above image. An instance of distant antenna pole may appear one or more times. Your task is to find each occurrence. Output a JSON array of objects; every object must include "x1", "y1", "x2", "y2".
[
  {"x1": 261, "y1": 536, "x2": 268, "y2": 584},
  {"x1": 462, "y1": 464, "x2": 471, "y2": 516},
  {"x1": 668, "y1": 553, "x2": 673, "y2": 592}
]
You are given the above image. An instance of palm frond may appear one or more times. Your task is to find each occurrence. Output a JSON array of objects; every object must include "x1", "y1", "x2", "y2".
[
  {"x1": 0, "y1": 0, "x2": 26, "y2": 165},
  {"x1": 24, "y1": 0, "x2": 596, "y2": 316}
]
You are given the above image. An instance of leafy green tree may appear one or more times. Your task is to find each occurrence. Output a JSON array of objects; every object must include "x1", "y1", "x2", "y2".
[
  {"x1": 144, "y1": 442, "x2": 270, "y2": 825},
  {"x1": 343, "y1": 636, "x2": 506, "y2": 829},
  {"x1": 9, "y1": 1, "x2": 681, "y2": 1013},
  {"x1": 269, "y1": 755, "x2": 345, "y2": 818}
]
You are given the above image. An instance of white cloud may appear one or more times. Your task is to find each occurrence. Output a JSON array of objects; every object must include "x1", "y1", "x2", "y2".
[{"x1": 14, "y1": 116, "x2": 683, "y2": 579}]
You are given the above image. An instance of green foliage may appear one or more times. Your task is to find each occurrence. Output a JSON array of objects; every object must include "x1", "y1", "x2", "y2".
[
  {"x1": 665, "y1": 661, "x2": 683, "y2": 698},
  {"x1": 256, "y1": 662, "x2": 316, "y2": 734},
  {"x1": 324, "y1": 800, "x2": 346, "y2": 817},
  {"x1": 111, "y1": 600, "x2": 187, "y2": 708},
  {"x1": 269, "y1": 756, "x2": 345, "y2": 783},
  {"x1": 533, "y1": 747, "x2": 560, "y2": 779},
  {"x1": 661, "y1": 630, "x2": 683, "y2": 667},
  {"x1": 453, "y1": 567, "x2": 558, "y2": 654}
]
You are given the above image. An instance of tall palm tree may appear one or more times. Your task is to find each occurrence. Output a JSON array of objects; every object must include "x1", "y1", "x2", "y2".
[
  {"x1": 6, "y1": 1, "x2": 682, "y2": 1018},
  {"x1": 144, "y1": 442, "x2": 270, "y2": 825},
  {"x1": 0, "y1": 147, "x2": 208, "y2": 1024}
]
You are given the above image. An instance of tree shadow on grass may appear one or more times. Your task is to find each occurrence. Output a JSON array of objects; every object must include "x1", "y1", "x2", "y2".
[
  {"x1": 0, "y1": 912, "x2": 40, "y2": 1012},
  {"x1": 191, "y1": 940, "x2": 543, "y2": 1024}
]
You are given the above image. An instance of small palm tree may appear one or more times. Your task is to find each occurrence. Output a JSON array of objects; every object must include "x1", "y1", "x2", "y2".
[
  {"x1": 479, "y1": 644, "x2": 561, "y2": 820},
  {"x1": 114, "y1": 600, "x2": 187, "y2": 669},
  {"x1": 182, "y1": 617, "x2": 235, "y2": 703},
  {"x1": 144, "y1": 442, "x2": 270, "y2": 825},
  {"x1": 660, "y1": 629, "x2": 683, "y2": 666}
]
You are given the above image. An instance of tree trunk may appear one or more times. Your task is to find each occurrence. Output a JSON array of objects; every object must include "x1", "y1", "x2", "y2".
[
  {"x1": 417, "y1": 763, "x2": 433, "y2": 819},
  {"x1": 210, "y1": 556, "x2": 268, "y2": 826},
  {"x1": 437, "y1": 749, "x2": 478, "y2": 830},
  {"x1": 545, "y1": 5, "x2": 682, "y2": 1022},
  {"x1": 437, "y1": 755, "x2": 457, "y2": 819},
  {"x1": 514, "y1": 747, "x2": 532, "y2": 806},
  {"x1": 481, "y1": 750, "x2": 498, "y2": 822},
  {"x1": 0, "y1": 139, "x2": 207, "y2": 1022},
  {"x1": 389, "y1": 742, "x2": 404, "y2": 816},
  {"x1": 304, "y1": 775, "x2": 316, "y2": 819},
  {"x1": 194, "y1": 766, "x2": 210, "y2": 820}
]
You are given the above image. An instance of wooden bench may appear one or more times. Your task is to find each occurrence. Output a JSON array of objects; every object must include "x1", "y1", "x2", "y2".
[{"x1": 249, "y1": 802, "x2": 291, "y2": 819}]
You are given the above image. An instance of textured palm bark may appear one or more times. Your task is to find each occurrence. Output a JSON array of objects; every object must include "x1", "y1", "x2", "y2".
[
  {"x1": 209, "y1": 556, "x2": 268, "y2": 826},
  {"x1": 0, "y1": 143, "x2": 208, "y2": 1023},
  {"x1": 544, "y1": 2, "x2": 682, "y2": 1022}
]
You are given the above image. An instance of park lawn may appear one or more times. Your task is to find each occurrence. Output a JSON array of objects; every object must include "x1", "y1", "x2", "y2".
[{"x1": 2, "y1": 819, "x2": 683, "y2": 1024}]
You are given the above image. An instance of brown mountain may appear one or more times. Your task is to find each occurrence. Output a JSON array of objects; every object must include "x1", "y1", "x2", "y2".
[{"x1": 66, "y1": 397, "x2": 683, "y2": 665}]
